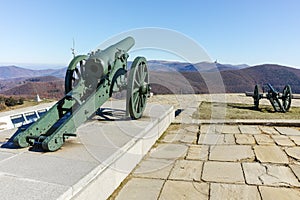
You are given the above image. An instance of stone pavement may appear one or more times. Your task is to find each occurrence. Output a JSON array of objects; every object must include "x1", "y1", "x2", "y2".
[{"x1": 109, "y1": 94, "x2": 300, "y2": 200}]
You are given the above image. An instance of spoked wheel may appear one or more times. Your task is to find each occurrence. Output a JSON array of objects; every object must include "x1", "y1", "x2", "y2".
[
  {"x1": 282, "y1": 85, "x2": 292, "y2": 112},
  {"x1": 109, "y1": 68, "x2": 127, "y2": 97},
  {"x1": 127, "y1": 57, "x2": 150, "y2": 119},
  {"x1": 65, "y1": 55, "x2": 87, "y2": 94},
  {"x1": 253, "y1": 85, "x2": 260, "y2": 110}
]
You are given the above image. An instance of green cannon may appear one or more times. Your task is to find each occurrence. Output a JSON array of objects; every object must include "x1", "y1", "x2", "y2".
[
  {"x1": 13, "y1": 37, "x2": 150, "y2": 151},
  {"x1": 245, "y1": 83, "x2": 294, "y2": 112}
]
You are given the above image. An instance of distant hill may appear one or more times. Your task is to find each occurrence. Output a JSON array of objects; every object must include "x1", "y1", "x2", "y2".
[
  {"x1": 150, "y1": 64, "x2": 300, "y2": 94},
  {"x1": 222, "y1": 64, "x2": 300, "y2": 93},
  {"x1": 0, "y1": 65, "x2": 66, "y2": 79},
  {"x1": 146, "y1": 60, "x2": 249, "y2": 72},
  {"x1": 1, "y1": 62, "x2": 300, "y2": 99},
  {"x1": 0, "y1": 61, "x2": 245, "y2": 80},
  {"x1": 0, "y1": 76, "x2": 64, "y2": 99}
]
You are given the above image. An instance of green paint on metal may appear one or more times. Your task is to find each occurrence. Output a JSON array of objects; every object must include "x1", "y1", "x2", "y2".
[{"x1": 13, "y1": 37, "x2": 150, "y2": 151}]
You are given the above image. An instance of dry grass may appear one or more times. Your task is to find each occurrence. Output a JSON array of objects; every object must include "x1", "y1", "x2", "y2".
[
  {"x1": 193, "y1": 101, "x2": 300, "y2": 120},
  {"x1": 0, "y1": 99, "x2": 54, "y2": 112}
]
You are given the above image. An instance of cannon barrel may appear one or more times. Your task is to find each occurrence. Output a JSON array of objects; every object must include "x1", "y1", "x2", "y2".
[
  {"x1": 267, "y1": 83, "x2": 278, "y2": 94},
  {"x1": 84, "y1": 37, "x2": 135, "y2": 82}
]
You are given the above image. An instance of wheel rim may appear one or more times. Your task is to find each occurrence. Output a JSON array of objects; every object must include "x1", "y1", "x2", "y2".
[
  {"x1": 253, "y1": 85, "x2": 260, "y2": 109},
  {"x1": 282, "y1": 85, "x2": 292, "y2": 111},
  {"x1": 127, "y1": 57, "x2": 149, "y2": 119},
  {"x1": 110, "y1": 69, "x2": 127, "y2": 97}
]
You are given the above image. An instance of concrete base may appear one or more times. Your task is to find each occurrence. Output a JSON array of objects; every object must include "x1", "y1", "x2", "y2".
[{"x1": 0, "y1": 100, "x2": 174, "y2": 200}]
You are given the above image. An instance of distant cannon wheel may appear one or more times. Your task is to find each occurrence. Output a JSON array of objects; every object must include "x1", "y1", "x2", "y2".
[
  {"x1": 127, "y1": 57, "x2": 150, "y2": 119},
  {"x1": 253, "y1": 85, "x2": 260, "y2": 110},
  {"x1": 65, "y1": 56, "x2": 87, "y2": 94},
  {"x1": 282, "y1": 85, "x2": 292, "y2": 112}
]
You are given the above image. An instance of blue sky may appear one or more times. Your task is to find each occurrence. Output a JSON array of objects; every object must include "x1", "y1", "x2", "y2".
[{"x1": 0, "y1": 0, "x2": 299, "y2": 68}]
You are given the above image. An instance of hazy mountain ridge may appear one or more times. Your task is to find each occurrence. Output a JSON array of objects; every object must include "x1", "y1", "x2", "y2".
[
  {"x1": 0, "y1": 61, "x2": 247, "y2": 80},
  {"x1": 0, "y1": 65, "x2": 66, "y2": 79},
  {"x1": 0, "y1": 61, "x2": 300, "y2": 99},
  {"x1": 146, "y1": 60, "x2": 249, "y2": 72}
]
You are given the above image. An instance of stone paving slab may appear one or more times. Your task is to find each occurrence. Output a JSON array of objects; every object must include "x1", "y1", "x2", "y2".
[
  {"x1": 243, "y1": 162, "x2": 300, "y2": 187},
  {"x1": 218, "y1": 125, "x2": 241, "y2": 134},
  {"x1": 186, "y1": 145, "x2": 209, "y2": 160},
  {"x1": 200, "y1": 124, "x2": 241, "y2": 135},
  {"x1": 148, "y1": 143, "x2": 188, "y2": 160},
  {"x1": 160, "y1": 133, "x2": 196, "y2": 144},
  {"x1": 209, "y1": 145, "x2": 255, "y2": 162},
  {"x1": 223, "y1": 134, "x2": 236, "y2": 145},
  {"x1": 275, "y1": 127, "x2": 300, "y2": 136},
  {"x1": 254, "y1": 134, "x2": 275, "y2": 145},
  {"x1": 289, "y1": 136, "x2": 300, "y2": 145},
  {"x1": 235, "y1": 134, "x2": 256, "y2": 145},
  {"x1": 169, "y1": 160, "x2": 202, "y2": 181},
  {"x1": 182, "y1": 124, "x2": 199, "y2": 133},
  {"x1": 159, "y1": 180, "x2": 209, "y2": 200},
  {"x1": 198, "y1": 134, "x2": 235, "y2": 145},
  {"x1": 259, "y1": 186, "x2": 300, "y2": 200},
  {"x1": 202, "y1": 161, "x2": 244, "y2": 184},
  {"x1": 285, "y1": 147, "x2": 300, "y2": 160},
  {"x1": 239, "y1": 125, "x2": 261, "y2": 134},
  {"x1": 254, "y1": 145, "x2": 289, "y2": 164},
  {"x1": 271, "y1": 135, "x2": 295, "y2": 147},
  {"x1": 259, "y1": 126, "x2": 279, "y2": 135},
  {"x1": 210, "y1": 183, "x2": 261, "y2": 200},
  {"x1": 200, "y1": 124, "x2": 216, "y2": 134},
  {"x1": 290, "y1": 164, "x2": 300, "y2": 181},
  {"x1": 115, "y1": 178, "x2": 164, "y2": 200},
  {"x1": 133, "y1": 158, "x2": 174, "y2": 179}
]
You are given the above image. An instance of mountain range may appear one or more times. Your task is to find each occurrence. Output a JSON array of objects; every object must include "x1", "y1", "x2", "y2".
[
  {"x1": 0, "y1": 61, "x2": 247, "y2": 80},
  {"x1": 0, "y1": 61, "x2": 299, "y2": 99}
]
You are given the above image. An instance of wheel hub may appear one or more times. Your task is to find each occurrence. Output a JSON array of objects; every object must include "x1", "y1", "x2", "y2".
[{"x1": 139, "y1": 82, "x2": 148, "y2": 94}]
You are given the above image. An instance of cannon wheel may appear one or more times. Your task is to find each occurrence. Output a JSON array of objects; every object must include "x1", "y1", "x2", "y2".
[
  {"x1": 65, "y1": 56, "x2": 86, "y2": 94},
  {"x1": 127, "y1": 57, "x2": 149, "y2": 119},
  {"x1": 269, "y1": 96, "x2": 283, "y2": 112},
  {"x1": 109, "y1": 68, "x2": 127, "y2": 96},
  {"x1": 282, "y1": 85, "x2": 292, "y2": 112},
  {"x1": 253, "y1": 85, "x2": 260, "y2": 110}
]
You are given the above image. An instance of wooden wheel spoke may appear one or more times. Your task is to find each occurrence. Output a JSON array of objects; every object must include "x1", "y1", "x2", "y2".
[
  {"x1": 134, "y1": 78, "x2": 140, "y2": 87},
  {"x1": 133, "y1": 92, "x2": 139, "y2": 107},
  {"x1": 137, "y1": 65, "x2": 143, "y2": 83},
  {"x1": 133, "y1": 87, "x2": 139, "y2": 93}
]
